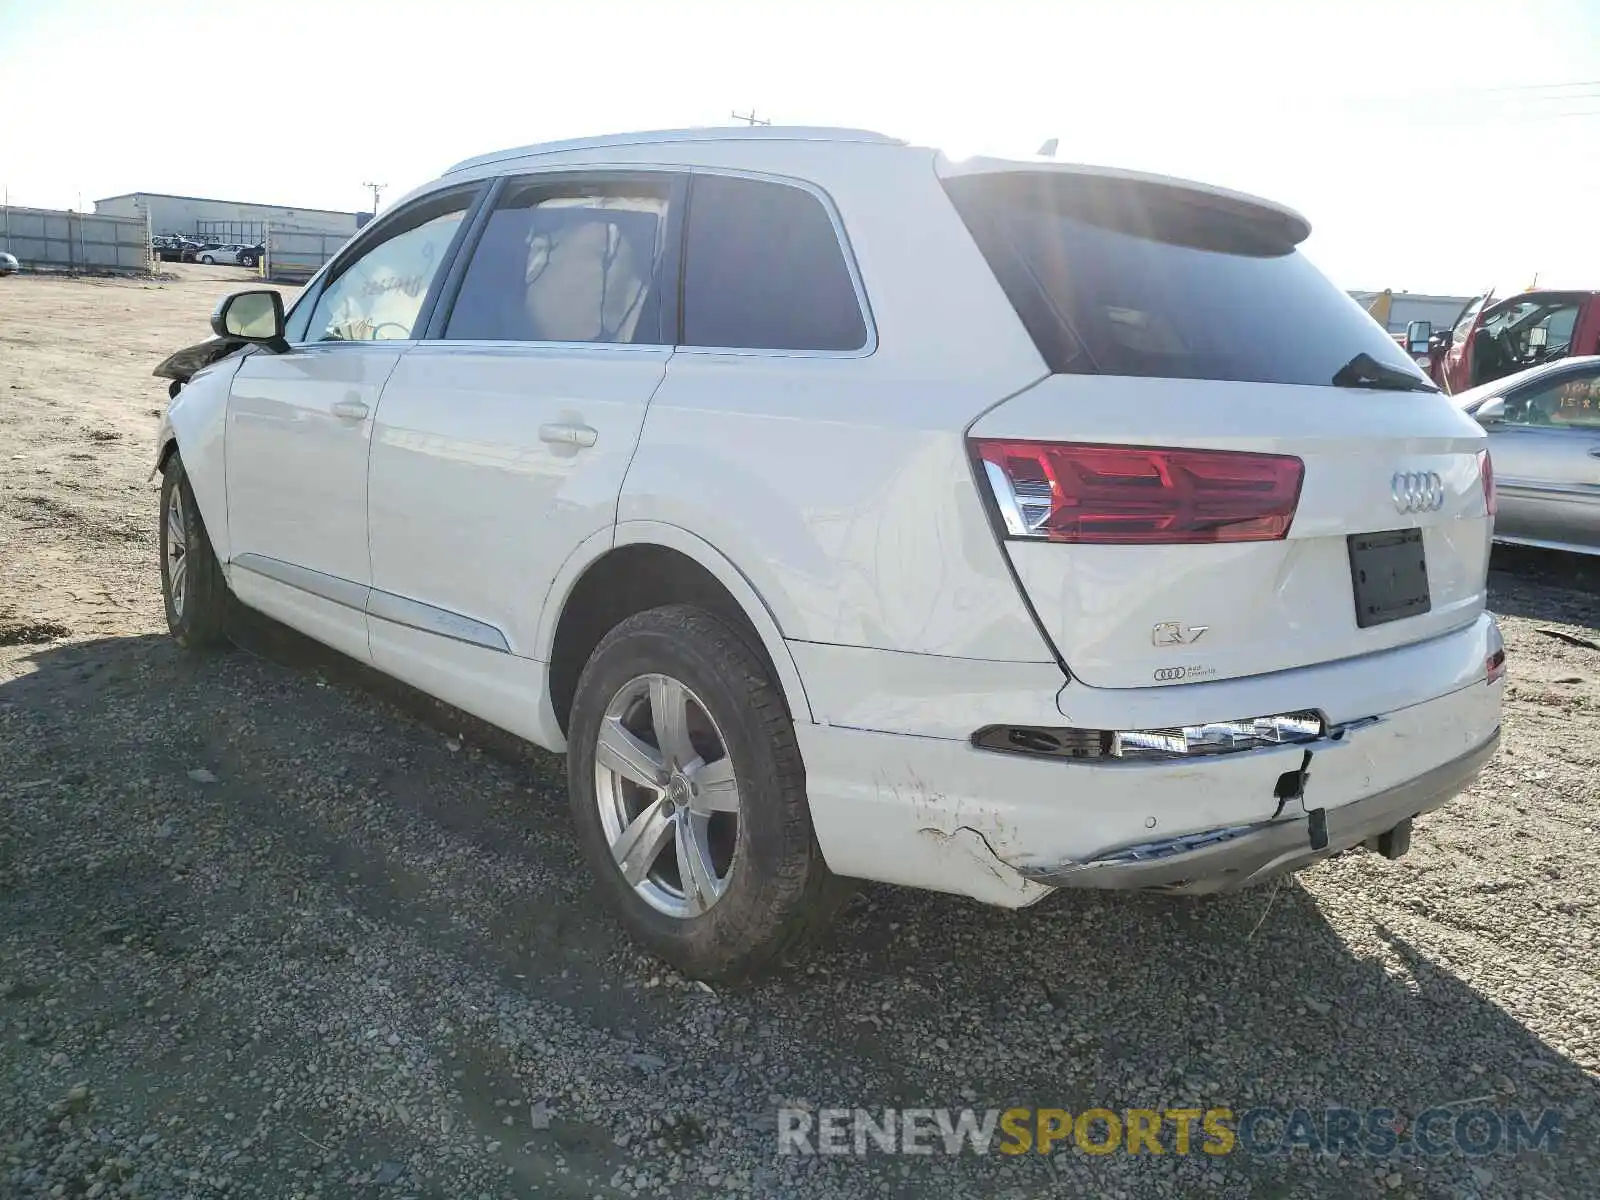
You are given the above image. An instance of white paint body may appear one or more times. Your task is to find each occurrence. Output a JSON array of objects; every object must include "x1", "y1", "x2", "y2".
[{"x1": 156, "y1": 127, "x2": 1503, "y2": 908}]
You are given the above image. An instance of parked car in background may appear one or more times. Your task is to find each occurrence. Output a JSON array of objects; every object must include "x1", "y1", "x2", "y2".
[
  {"x1": 1453, "y1": 356, "x2": 1600, "y2": 556},
  {"x1": 1414, "y1": 290, "x2": 1600, "y2": 394},
  {"x1": 0, "y1": 250, "x2": 19, "y2": 276},
  {"x1": 196, "y1": 244, "x2": 250, "y2": 265},
  {"x1": 154, "y1": 236, "x2": 198, "y2": 262},
  {"x1": 240, "y1": 243, "x2": 263, "y2": 268},
  {"x1": 151, "y1": 126, "x2": 1504, "y2": 979}
]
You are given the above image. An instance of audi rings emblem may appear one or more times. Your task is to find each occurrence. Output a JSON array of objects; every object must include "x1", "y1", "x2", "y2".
[{"x1": 1391, "y1": 470, "x2": 1445, "y2": 515}]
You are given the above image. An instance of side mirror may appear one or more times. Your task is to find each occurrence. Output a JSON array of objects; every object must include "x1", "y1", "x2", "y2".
[
  {"x1": 1473, "y1": 396, "x2": 1507, "y2": 425},
  {"x1": 211, "y1": 289, "x2": 287, "y2": 351},
  {"x1": 1406, "y1": 319, "x2": 1433, "y2": 355}
]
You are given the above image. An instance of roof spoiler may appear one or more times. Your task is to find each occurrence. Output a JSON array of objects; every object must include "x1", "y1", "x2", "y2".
[{"x1": 937, "y1": 153, "x2": 1311, "y2": 246}]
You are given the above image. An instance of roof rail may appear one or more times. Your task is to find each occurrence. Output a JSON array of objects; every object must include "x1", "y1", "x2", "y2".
[{"x1": 444, "y1": 126, "x2": 904, "y2": 175}]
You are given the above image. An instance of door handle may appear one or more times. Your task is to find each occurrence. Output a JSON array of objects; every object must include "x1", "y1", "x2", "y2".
[
  {"x1": 1588, "y1": 447, "x2": 1600, "y2": 459},
  {"x1": 539, "y1": 422, "x2": 598, "y2": 448},
  {"x1": 331, "y1": 399, "x2": 369, "y2": 420}
]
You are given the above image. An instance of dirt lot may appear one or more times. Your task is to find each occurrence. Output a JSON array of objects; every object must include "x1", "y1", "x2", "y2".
[{"x1": 2, "y1": 267, "x2": 1598, "y2": 1199}]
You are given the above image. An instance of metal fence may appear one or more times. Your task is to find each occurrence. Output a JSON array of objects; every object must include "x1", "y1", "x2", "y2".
[
  {"x1": 265, "y1": 224, "x2": 349, "y2": 284},
  {"x1": 196, "y1": 219, "x2": 267, "y2": 244},
  {"x1": 0, "y1": 206, "x2": 152, "y2": 273}
]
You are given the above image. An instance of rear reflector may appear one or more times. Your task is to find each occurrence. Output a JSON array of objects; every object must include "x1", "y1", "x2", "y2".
[
  {"x1": 1479, "y1": 449, "x2": 1497, "y2": 517},
  {"x1": 973, "y1": 711, "x2": 1324, "y2": 762},
  {"x1": 1486, "y1": 619, "x2": 1506, "y2": 684},
  {"x1": 972, "y1": 439, "x2": 1304, "y2": 544}
]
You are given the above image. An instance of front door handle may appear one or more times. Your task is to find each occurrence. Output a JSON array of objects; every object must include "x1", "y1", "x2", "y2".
[
  {"x1": 331, "y1": 399, "x2": 369, "y2": 420},
  {"x1": 539, "y1": 422, "x2": 598, "y2": 448}
]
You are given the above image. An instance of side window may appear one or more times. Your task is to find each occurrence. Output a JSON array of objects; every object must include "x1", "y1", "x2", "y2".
[
  {"x1": 305, "y1": 194, "x2": 472, "y2": 343},
  {"x1": 1533, "y1": 305, "x2": 1578, "y2": 356},
  {"x1": 1508, "y1": 371, "x2": 1600, "y2": 428},
  {"x1": 445, "y1": 178, "x2": 670, "y2": 344},
  {"x1": 1478, "y1": 299, "x2": 1581, "y2": 372},
  {"x1": 1452, "y1": 296, "x2": 1486, "y2": 346},
  {"x1": 681, "y1": 174, "x2": 867, "y2": 352}
]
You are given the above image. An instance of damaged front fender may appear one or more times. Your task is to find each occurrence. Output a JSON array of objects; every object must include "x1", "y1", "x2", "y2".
[{"x1": 153, "y1": 336, "x2": 246, "y2": 385}]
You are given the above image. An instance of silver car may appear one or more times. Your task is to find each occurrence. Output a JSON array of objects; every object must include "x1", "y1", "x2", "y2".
[
  {"x1": 0, "y1": 250, "x2": 18, "y2": 276},
  {"x1": 1454, "y1": 355, "x2": 1600, "y2": 555}
]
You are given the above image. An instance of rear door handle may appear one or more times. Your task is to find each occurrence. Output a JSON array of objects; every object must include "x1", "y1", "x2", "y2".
[
  {"x1": 539, "y1": 422, "x2": 598, "y2": 448},
  {"x1": 331, "y1": 399, "x2": 369, "y2": 420}
]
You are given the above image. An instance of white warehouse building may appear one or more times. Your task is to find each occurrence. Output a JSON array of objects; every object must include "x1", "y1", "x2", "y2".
[{"x1": 92, "y1": 191, "x2": 369, "y2": 242}]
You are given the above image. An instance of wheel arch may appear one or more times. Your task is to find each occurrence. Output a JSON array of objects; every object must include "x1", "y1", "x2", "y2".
[
  {"x1": 156, "y1": 434, "x2": 180, "y2": 475},
  {"x1": 541, "y1": 522, "x2": 814, "y2": 738}
]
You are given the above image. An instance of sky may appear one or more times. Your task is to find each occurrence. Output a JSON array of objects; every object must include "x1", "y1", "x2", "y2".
[{"x1": 2, "y1": 0, "x2": 1597, "y2": 295}]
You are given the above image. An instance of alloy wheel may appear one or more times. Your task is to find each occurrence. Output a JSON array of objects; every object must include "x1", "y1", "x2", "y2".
[
  {"x1": 165, "y1": 485, "x2": 188, "y2": 617},
  {"x1": 593, "y1": 672, "x2": 741, "y2": 918}
]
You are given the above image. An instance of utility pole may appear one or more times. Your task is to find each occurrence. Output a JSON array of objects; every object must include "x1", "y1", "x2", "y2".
[
  {"x1": 730, "y1": 109, "x2": 770, "y2": 127},
  {"x1": 362, "y1": 181, "x2": 386, "y2": 214}
]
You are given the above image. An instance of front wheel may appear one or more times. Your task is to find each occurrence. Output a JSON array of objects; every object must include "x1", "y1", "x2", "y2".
[
  {"x1": 199, "y1": 255, "x2": 214, "y2": 264},
  {"x1": 240, "y1": 254, "x2": 257, "y2": 268},
  {"x1": 567, "y1": 605, "x2": 851, "y2": 980},
  {"x1": 159, "y1": 451, "x2": 232, "y2": 649}
]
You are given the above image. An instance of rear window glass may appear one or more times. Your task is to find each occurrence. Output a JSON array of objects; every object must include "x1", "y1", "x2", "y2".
[
  {"x1": 681, "y1": 175, "x2": 867, "y2": 352},
  {"x1": 944, "y1": 173, "x2": 1428, "y2": 387}
]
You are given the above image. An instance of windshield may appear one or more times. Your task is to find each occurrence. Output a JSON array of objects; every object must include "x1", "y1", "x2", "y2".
[{"x1": 944, "y1": 172, "x2": 1430, "y2": 388}]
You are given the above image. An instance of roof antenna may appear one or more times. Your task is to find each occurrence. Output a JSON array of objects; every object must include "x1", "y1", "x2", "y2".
[{"x1": 1037, "y1": 138, "x2": 1058, "y2": 157}]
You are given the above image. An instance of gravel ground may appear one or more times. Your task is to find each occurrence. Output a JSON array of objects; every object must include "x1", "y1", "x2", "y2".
[{"x1": 2, "y1": 270, "x2": 1598, "y2": 1199}]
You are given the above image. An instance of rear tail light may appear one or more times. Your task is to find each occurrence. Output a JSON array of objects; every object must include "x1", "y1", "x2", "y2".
[
  {"x1": 1478, "y1": 449, "x2": 1497, "y2": 517},
  {"x1": 972, "y1": 439, "x2": 1304, "y2": 545}
]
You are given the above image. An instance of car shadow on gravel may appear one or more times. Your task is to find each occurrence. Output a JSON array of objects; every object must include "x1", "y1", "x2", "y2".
[
  {"x1": 1487, "y1": 545, "x2": 1600, "y2": 627},
  {"x1": 4, "y1": 625, "x2": 1595, "y2": 1198}
]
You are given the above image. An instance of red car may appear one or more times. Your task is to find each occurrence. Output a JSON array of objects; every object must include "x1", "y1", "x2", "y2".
[{"x1": 1415, "y1": 290, "x2": 1600, "y2": 394}]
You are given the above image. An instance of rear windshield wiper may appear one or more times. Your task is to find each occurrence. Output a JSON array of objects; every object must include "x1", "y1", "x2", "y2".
[{"x1": 1331, "y1": 352, "x2": 1439, "y2": 392}]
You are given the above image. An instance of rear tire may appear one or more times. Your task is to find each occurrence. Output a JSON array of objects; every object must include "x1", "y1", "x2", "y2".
[
  {"x1": 159, "y1": 451, "x2": 232, "y2": 650},
  {"x1": 200, "y1": 255, "x2": 214, "y2": 265},
  {"x1": 567, "y1": 604, "x2": 852, "y2": 980}
]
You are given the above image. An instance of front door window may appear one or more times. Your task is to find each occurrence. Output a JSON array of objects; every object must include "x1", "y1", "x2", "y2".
[{"x1": 304, "y1": 197, "x2": 472, "y2": 343}]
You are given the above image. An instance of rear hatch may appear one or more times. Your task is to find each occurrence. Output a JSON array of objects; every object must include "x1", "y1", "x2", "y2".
[{"x1": 945, "y1": 163, "x2": 1494, "y2": 689}]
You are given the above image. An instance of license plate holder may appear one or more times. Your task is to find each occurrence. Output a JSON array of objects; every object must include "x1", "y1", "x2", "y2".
[{"x1": 1348, "y1": 528, "x2": 1431, "y2": 629}]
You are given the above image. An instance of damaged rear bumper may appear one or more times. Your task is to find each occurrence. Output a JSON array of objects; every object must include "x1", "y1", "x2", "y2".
[
  {"x1": 799, "y1": 617, "x2": 1505, "y2": 908},
  {"x1": 1016, "y1": 727, "x2": 1499, "y2": 894}
]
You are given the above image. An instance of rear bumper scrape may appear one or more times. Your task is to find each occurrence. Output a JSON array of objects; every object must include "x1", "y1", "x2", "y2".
[{"x1": 1013, "y1": 727, "x2": 1500, "y2": 894}]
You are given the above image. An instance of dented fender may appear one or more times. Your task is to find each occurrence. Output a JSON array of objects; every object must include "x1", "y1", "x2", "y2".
[{"x1": 151, "y1": 353, "x2": 242, "y2": 562}]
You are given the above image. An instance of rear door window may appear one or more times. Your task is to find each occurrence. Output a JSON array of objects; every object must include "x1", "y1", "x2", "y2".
[
  {"x1": 944, "y1": 172, "x2": 1428, "y2": 387},
  {"x1": 680, "y1": 174, "x2": 867, "y2": 352},
  {"x1": 444, "y1": 177, "x2": 672, "y2": 344}
]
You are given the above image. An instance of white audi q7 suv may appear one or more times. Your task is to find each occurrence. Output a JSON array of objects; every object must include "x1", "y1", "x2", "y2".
[{"x1": 153, "y1": 126, "x2": 1505, "y2": 979}]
